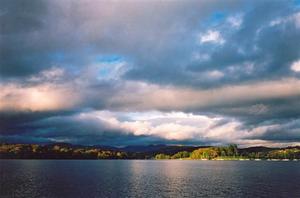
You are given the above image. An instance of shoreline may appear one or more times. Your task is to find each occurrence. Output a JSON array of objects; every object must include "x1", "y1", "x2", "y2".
[{"x1": 0, "y1": 158, "x2": 299, "y2": 161}]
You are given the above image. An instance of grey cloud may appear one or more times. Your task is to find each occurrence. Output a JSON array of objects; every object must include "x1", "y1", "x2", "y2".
[
  {"x1": 244, "y1": 118, "x2": 300, "y2": 142},
  {"x1": 0, "y1": 0, "x2": 241, "y2": 79},
  {"x1": 0, "y1": 110, "x2": 76, "y2": 135},
  {"x1": 0, "y1": 0, "x2": 47, "y2": 34},
  {"x1": 1, "y1": 0, "x2": 299, "y2": 86},
  {"x1": 0, "y1": 112, "x2": 211, "y2": 146},
  {"x1": 188, "y1": 1, "x2": 300, "y2": 87},
  {"x1": 213, "y1": 97, "x2": 300, "y2": 125}
]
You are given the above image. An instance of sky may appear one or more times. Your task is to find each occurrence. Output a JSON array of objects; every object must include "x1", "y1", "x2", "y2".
[{"x1": 1, "y1": 0, "x2": 300, "y2": 147}]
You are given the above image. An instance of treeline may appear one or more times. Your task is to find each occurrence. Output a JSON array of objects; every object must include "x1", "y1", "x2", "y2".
[
  {"x1": 0, "y1": 143, "x2": 203, "y2": 159},
  {"x1": 1, "y1": 143, "x2": 300, "y2": 160},
  {"x1": 155, "y1": 144, "x2": 300, "y2": 160},
  {"x1": 155, "y1": 145, "x2": 238, "y2": 160},
  {"x1": 0, "y1": 143, "x2": 128, "y2": 159}
]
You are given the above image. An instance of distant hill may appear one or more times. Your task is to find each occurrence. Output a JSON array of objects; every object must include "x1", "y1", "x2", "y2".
[
  {"x1": 239, "y1": 146, "x2": 277, "y2": 153},
  {"x1": 120, "y1": 144, "x2": 208, "y2": 154}
]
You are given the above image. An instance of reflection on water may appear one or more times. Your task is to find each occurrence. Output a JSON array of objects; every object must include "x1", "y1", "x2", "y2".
[{"x1": 1, "y1": 160, "x2": 300, "y2": 197}]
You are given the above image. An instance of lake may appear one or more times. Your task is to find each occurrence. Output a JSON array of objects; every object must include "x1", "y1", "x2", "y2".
[{"x1": 1, "y1": 160, "x2": 299, "y2": 197}]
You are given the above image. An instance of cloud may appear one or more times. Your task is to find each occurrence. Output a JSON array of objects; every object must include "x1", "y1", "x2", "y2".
[
  {"x1": 227, "y1": 14, "x2": 243, "y2": 28},
  {"x1": 188, "y1": 3, "x2": 300, "y2": 89},
  {"x1": 1, "y1": 67, "x2": 300, "y2": 146},
  {"x1": 1, "y1": 66, "x2": 300, "y2": 116},
  {"x1": 0, "y1": 0, "x2": 47, "y2": 34},
  {"x1": 109, "y1": 78, "x2": 300, "y2": 112},
  {"x1": 0, "y1": 82, "x2": 80, "y2": 112},
  {"x1": 244, "y1": 118, "x2": 300, "y2": 143},
  {"x1": 1, "y1": 0, "x2": 298, "y2": 89},
  {"x1": 269, "y1": 12, "x2": 300, "y2": 28},
  {"x1": 0, "y1": 110, "x2": 243, "y2": 146},
  {"x1": 2, "y1": 109, "x2": 298, "y2": 147},
  {"x1": 198, "y1": 30, "x2": 225, "y2": 44},
  {"x1": 206, "y1": 70, "x2": 224, "y2": 79},
  {"x1": 0, "y1": 0, "x2": 239, "y2": 78},
  {"x1": 291, "y1": 60, "x2": 300, "y2": 72},
  {"x1": 28, "y1": 67, "x2": 65, "y2": 82}
]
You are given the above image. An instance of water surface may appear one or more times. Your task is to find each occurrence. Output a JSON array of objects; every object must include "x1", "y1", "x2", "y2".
[{"x1": 1, "y1": 160, "x2": 299, "y2": 197}]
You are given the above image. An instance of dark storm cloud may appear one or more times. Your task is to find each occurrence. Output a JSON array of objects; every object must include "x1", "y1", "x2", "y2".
[
  {"x1": 1, "y1": 0, "x2": 299, "y2": 85},
  {"x1": 0, "y1": 0, "x2": 90, "y2": 77},
  {"x1": 125, "y1": 1, "x2": 300, "y2": 88},
  {"x1": 0, "y1": 0, "x2": 243, "y2": 78},
  {"x1": 0, "y1": 110, "x2": 77, "y2": 135},
  {"x1": 0, "y1": 0, "x2": 49, "y2": 76},
  {"x1": 187, "y1": 1, "x2": 300, "y2": 87},
  {"x1": 211, "y1": 97, "x2": 300, "y2": 125},
  {"x1": 243, "y1": 118, "x2": 300, "y2": 142},
  {"x1": 0, "y1": 0, "x2": 47, "y2": 34},
  {"x1": 0, "y1": 112, "x2": 211, "y2": 146}
]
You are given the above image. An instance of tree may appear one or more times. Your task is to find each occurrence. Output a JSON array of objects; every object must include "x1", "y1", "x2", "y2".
[
  {"x1": 172, "y1": 151, "x2": 190, "y2": 159},
  {"x1": 190, "y1": 148, "x2": 218, "y2": 159},
  {"x1": 227, "y1": 144, "x2": 238, "y2": 156},
  {"x1": 155, "y1": 153, "x2": 170, "y2": 159}
]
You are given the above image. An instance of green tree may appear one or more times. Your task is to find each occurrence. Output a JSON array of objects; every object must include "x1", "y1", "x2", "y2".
[
  {"x1": 155, "y1": 153, "x2": 171, "y2": 159},
  {"x1": 172, "y1": 151, "x2": 190, "y2": 159},
  {"x1": 227, "y1": 144, "x2": 238, "y2": 156}
]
